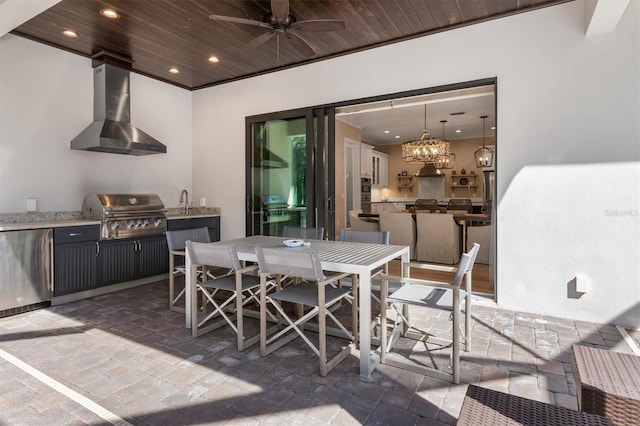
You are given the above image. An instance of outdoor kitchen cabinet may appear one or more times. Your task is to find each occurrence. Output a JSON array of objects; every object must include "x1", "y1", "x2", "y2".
[
  {"x1": 97, "y1": 235, "x2": 168, "y2": 286},
  {"x1": 53, "y1": 225, "x2": 100, "y2": 296},
  {"x1": 166, "y1": 216, "x2": 221, "y2": 267},
  {"x1": 167, "y1": 216, "x2": 220, "y2": 241}
]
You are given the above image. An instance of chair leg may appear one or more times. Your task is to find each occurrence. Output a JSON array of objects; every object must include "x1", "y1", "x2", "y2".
[
  {"x1": 379, "y1": 277, "x2": 388, "y2": 363},
  {"x1": 351, "y1": 274, "x2": 359, "y2": 343},
  {"x1": 464, "y1": 271, "x2": 472, "y2": 352},
  {"x1": 169, "y1": 253, "x2": 175, "y2": 309},
  {"x1": 452, "y1": 288, "x2": 460, "y2": 384}
]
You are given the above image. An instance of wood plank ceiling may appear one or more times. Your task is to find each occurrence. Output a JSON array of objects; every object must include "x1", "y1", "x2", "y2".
[{"x1": 11, "y1": 0, "x2": 569, "y2": 91}]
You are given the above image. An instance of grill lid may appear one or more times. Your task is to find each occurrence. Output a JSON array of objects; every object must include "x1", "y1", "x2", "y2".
[{"x1": 82, "y1": 194, "x2": 166, "y2": 218}]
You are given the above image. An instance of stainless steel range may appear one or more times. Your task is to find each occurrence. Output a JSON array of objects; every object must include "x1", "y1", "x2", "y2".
[{"x1": 81, "y1": 194, "x2": 167, "y2": 240}]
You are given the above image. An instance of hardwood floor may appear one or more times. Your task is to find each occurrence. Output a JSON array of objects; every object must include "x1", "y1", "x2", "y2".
[{"x1": 386, "y1": 259, "x2": 493, "y2": 295}]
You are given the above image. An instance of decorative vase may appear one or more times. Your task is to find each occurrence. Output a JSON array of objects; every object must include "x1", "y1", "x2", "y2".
[{"x1": 461, "y1": 168, "x2": 466, "y2": 175}]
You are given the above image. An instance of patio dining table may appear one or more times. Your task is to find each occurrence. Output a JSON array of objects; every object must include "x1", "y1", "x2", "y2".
[{"x1": 184, "y1": 235, "x2": 410, "y2": 377}]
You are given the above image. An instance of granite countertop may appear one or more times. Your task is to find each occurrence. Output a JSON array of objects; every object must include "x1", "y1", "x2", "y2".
[
  {"x1": 0, "y1": 207, "x2": 221, "y2": 232},
  {"x1": 165, "y1": 207, "x2": 221, "y2": 219}
]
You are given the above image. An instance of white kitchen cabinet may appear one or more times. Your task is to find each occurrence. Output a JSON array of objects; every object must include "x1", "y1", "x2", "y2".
[
  {"x1": 372, "y1": 151, "x2": 388, "y2": 187},
  {"x1": 360, "y1": 144, "x2": 373, "y2": 178}
]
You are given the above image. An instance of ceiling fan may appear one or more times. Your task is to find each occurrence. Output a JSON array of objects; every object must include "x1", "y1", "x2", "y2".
[{"x1": 209, "y1": 0, "x2": 346, "y2": 59}]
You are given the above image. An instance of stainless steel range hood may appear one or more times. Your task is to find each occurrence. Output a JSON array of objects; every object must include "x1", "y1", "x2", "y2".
[
  {"x1": 71, "y1": 53, "x2": 167, "y2": 156},
  {"x1": 415, "y1": 163, "x2": 444, "y2": 177}
]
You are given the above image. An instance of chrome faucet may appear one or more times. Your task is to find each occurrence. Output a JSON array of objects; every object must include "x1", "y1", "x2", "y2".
[{"x1": 179, "y1": 189, "x2": 189, "y2": 214}]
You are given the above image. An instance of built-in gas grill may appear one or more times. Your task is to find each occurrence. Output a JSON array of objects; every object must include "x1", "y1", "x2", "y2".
[
  {"x1": 81, "y1": 194, "x2": 167, "y2": 240},
  {"x1": 261, "y1": 194, "x2": 291, "y2": 224}
]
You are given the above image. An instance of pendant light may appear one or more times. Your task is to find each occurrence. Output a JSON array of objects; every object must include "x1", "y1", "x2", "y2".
[
  {"x1": 401, "y1": 105, "x2": 448, "y2": 164},
  {"x1": 435, "y1": 119, "x2": 455, "y2": 169},
  {"x1": 474, "y1": 115, "x2": 494, "y2": 168}
]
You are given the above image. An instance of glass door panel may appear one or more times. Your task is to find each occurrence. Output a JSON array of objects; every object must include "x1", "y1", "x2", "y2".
[
  {"x1": 247, "y1": 116, "x2": 307, "y2": 237},
  {"x1": 246, "y1": 108, "x2": 335, "y2": 238}
]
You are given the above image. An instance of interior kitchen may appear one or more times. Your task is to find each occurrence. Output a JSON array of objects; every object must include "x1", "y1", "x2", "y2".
[{"x1": 334, "y1": 85, "x2": 496, "y2": 218}]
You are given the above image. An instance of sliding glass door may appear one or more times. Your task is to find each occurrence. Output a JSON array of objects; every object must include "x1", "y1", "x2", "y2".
[{"x1": 245, "y1": 107, "x2": 335, "y2": 238}]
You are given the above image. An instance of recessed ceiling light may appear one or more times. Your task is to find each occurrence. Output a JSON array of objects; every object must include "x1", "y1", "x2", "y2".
[
  {"x1": 62, "y1": 30, "x2": 78, "y2": 38},
  {"x1": 384, "y1": 130, "x2": 390, "y2": 134},
  {"x1": 395, "y1": 135, "x2": 400, "y2": 139},
  {"x1": 169, "y1": 68, "x2": 180, "y2": 74},
  {"x1": 455, "y1": 129, "x2": 462, "y2": 133},
  {"x1": 491, "y1": 126, "x2": 496, "y2": 130},
  {"x1": 100, "y1": 9, "x2": 120, "y2": 19},
  {"x1": 208, "y1": 56, "x2": 220, "y2": 63}
]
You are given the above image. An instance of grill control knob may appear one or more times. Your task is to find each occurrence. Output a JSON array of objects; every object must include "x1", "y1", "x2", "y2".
[
  {"x1": 142, "y1": 220, "x2": 149, "y2": 227},
  {"x1": 127, "y1": 220, "x2": 135, "y2": 228},
  {"x1": 111, "y1": 222, "x2": 120, "y2": 230},
  {"x1": 135, "y1": 220, "x2": 142, "y2": 227},
  {"x1": 154, "y1": 219, "x2": 162, "y2": 227}
]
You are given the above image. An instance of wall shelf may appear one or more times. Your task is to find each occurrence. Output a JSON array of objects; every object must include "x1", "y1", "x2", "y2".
[
  {"x1": 397, "y1": 176, "x2": 414, "y2": 191},
  {"x1": 450, "y1": 174, "x2": 478, "y2": 197}
]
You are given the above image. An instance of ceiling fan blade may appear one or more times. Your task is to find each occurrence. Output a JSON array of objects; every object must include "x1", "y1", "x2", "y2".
[
  {"x1": 290, "y1": 19, "x2": 347, "y2": 32},
  {"x1": 209, "y1": 14, "x2": 270, "y2": 29},
  {"x1": 271, "y1": 0, "x2": 289, "y2": 22},
  {"x1": 247, "y1": 32, "x2": 276, "y2": 51},
  {"x1": 285, "y1": 32, "x2": 316, "y2": 58}
]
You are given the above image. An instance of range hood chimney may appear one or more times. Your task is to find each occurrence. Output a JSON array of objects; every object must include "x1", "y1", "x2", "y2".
[
  {"x1": 415, "y1": 163, "x2": 444, "y2": 177},
  {"x1": 70, "y1": 52, "x2": 167, "y2": 156}
]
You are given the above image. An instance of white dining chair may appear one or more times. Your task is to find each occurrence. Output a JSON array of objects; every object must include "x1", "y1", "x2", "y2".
[
  {"x1": 256, "y1": 246, "x2": 355, "y2": 376},
  {"x1": 348, "y1": 210, "x2": 379, "y2": 232},
  {"x1": 186, "y1": 241, "x2": 265, "y2": 351},
  {"x1": 379, "y1": 212, "x2": 416, "y2": 260},
  {"x1": 415, "y1": 213, "x2": 461, "y2": 264},
  {"x1": 165, "y1": 227, "x2": 212, "y2": 313},
  {"x1": 380, "y1": 243, "x2": 480, "y2": 384}
]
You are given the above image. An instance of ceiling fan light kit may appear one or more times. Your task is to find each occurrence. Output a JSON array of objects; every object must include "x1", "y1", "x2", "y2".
[{"x1": 209, "y1": 0, "x2": 346, "y2": 59}]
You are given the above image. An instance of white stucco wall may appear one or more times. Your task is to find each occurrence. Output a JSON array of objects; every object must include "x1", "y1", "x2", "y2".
[
  {"x1": 193, "y1": 1, "x2": 639, "y2": 325},
  {"x1": 0, "y1": 34, "x2": 193, "y2": 212}
]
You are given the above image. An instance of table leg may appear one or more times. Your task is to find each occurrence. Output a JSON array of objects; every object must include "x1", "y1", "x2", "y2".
[
  {"x1": 185, "y1": 249, "x2": 192, "y2": 329},
  {"x1": 359, "y1": 270, "x2": 374, "y2": 377}
]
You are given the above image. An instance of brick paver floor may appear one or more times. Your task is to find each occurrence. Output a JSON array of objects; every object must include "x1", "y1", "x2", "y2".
[{"x1": 0, "y1": 279, "x2": 633, "y2": 425}]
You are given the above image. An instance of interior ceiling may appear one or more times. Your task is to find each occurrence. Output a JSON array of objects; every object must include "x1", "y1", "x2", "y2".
[
  {"x1": 11, "y1": 0, "x2": 568, "y2": 91},
  {"x1": 337, "y1": 85, "x2": 497, "y2": 145}
]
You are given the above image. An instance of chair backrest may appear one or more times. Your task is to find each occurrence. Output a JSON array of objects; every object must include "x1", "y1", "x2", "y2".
[
  {"x1": 339, "y1": 229, "x2": 390, "y2": 245},
  {"x1": 451, "y1": 243, "x2": 480, "y2": 287},
  {"x1": 282, "y1": 226, "x2": 324, "y2": 240},
  {"x1": 415, "y1": 213, "x2": 460, "y2": 264},
  {"x1": 256, "y1": 246, "x2": 324, "y2": 282},
  {"x1": 166, "y1": 227, "x2": 211, "y2": 251},
  {"x1": 415, "y1": 199, "x2": 439, "y2": 212},
  {"x1": 186, "y1": 241, "x2": 240, "y2": 271},
  {"x1": 378, "y1": 212, "x2": 416, "y2": 258},
  {"x1": 447, "y1": 198, "x2": 472, "y2": 213},
  {"x1": 348, "y1": 210, "x2": 379, "y2": 232}
]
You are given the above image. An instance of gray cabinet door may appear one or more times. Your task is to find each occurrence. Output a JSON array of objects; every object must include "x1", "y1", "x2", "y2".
[
  {"x1": 98, "y1": 239, "x2": 137, "y2": 285},
  {"x1": 54, "y1": 241, "x2": 98, "y2": 296}
]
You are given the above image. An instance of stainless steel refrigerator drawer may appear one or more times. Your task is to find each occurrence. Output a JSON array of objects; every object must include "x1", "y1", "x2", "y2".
[{"x1": 0, "y1": 228, "x2": 53, "y2": 312}]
